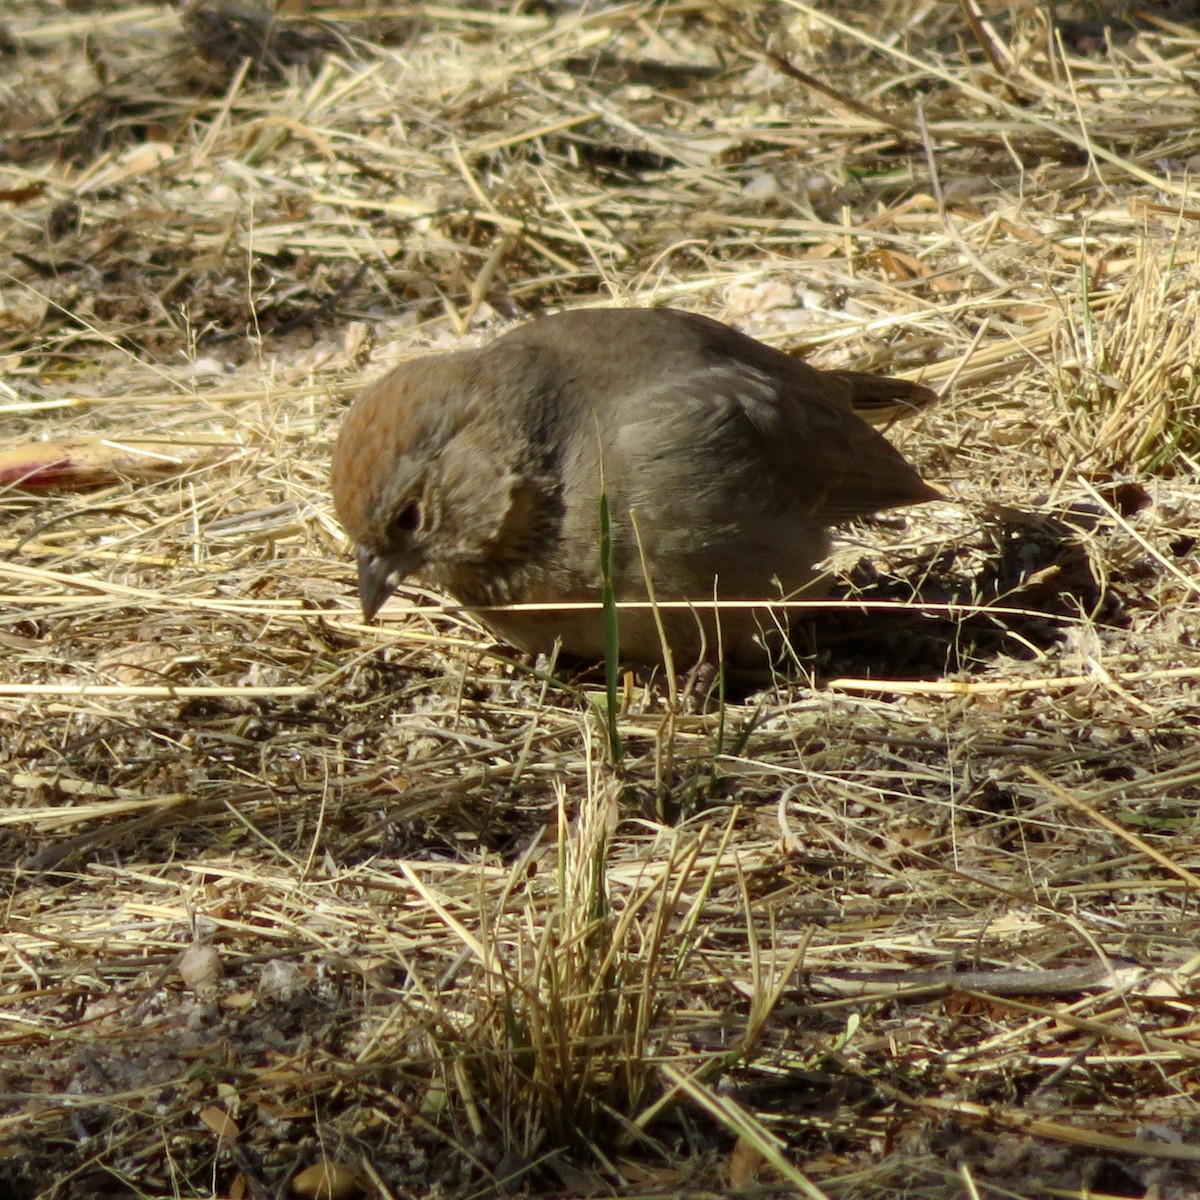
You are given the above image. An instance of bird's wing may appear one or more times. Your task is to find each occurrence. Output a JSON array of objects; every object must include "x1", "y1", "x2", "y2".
[{"x1": 626, "y1": 357, "x2": 939, "y2": 523}]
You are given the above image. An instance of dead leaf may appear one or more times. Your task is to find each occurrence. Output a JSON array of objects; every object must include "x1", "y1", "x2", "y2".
[
  {"x1": 0, "y1": 183, "x2": 46, "y2": 204},
  {"x1": 0, "y1": 438, "x2": 240, "y2": 491},
  {"x1": 292, "y1": 1160, "x2": 364, "y2": 1200},
  {"x1": 198, "y1": 1105, "x2": 239, "y2": 1141},
  {"x1": 866, "y1": 247, "x2": 931, "y2": 282},
  {"x1": 729, "y1": 1135, "x2": 767, "y2": 1190}
]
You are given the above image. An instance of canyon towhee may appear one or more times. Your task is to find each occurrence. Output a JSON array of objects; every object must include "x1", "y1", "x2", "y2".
[{"x1": 331, "y1": 307, "x2": 941, "y2": 667}]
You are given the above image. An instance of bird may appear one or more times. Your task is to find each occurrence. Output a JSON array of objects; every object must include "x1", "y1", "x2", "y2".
[{"x1": 331, "y1": 307, "x2": 941, "y2": 668}]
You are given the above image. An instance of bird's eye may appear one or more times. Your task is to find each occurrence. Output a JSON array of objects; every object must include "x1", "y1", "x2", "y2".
[{"x1": 392, "y1": 501, "x2": 422, "y2": 535}]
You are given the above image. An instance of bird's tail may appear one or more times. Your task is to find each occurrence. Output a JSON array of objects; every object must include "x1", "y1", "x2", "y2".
[{"x1": 828, "y1": 371, "x2": 939, "y2": 427}]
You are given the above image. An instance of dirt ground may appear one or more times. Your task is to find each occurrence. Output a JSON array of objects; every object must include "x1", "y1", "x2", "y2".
[{"x1": 2, "y1": 2, "x2": 1200, "y2": 1198}]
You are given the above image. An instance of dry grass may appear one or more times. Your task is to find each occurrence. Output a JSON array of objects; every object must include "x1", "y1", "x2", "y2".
[{"x1": 2, "y1": 1, "x2": 1200, "y2": 1197}]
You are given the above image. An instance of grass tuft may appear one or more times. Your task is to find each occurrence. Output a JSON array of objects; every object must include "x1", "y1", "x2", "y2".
[{"x1": 1052, "y1": 239, "x2": 1200, "y2": 474}]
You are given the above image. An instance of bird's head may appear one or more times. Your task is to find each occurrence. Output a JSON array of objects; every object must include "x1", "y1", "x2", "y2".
[{"x1": 331, "y1": 350, "x2": 548, "y2": 621}]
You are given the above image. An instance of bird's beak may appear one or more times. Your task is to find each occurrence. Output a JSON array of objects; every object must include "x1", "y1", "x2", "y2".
[{"x1": 356, "y1": 546, "x2": 410, "y2": 622}]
